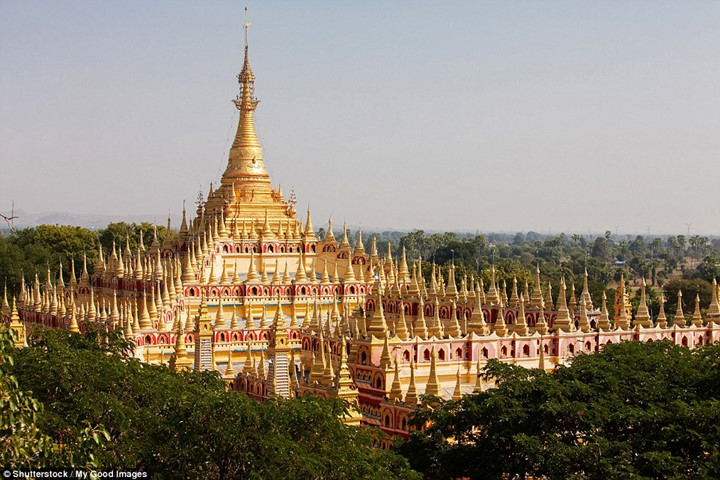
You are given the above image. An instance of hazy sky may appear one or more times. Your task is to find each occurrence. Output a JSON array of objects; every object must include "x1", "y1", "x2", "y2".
[{"x1": 2, "y1": 1, "x2": 719, "y2": 235}]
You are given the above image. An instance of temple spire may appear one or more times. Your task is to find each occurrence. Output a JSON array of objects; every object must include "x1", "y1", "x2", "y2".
[{"x1": 222, "y1": 13, "x2": 269, "y2": 186}]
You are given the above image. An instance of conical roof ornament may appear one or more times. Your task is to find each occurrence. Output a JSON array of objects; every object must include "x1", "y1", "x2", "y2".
[
  {"x1": 494, "y1": 301, "x2": 508, "y2": 337},
  {"x1": 224, "y1": 348, "x2": 235, "y2": 377},
  {"x1": 569, "y1": 282, "x2": 578, "y2": 312},
  {"x1": 405, "y1": 361, "x2": 419, "y2": 405},
  {"x1": 354, "y1": 230, "x2": 365, "y2": 256},
  {"x1": 474, "y1": 358, "x2": 484, "y2": 392},
  {"x1": 447, "y1": 300, "x2": 462, "y2": 338},
  {"x1": 221, "y1": 20, "x2": 270, "y2": 189},
  {"x1": 578, "y1": 298, "x2": 591, "y2": 332},
  {"x1": 452, "y1": 367, "x2": 463, "y2": 401},
  {"x1": 216, "y1": 297, "x2": 226, "y2": 328},
  {"x1": 294, "y1": 253, "x2": 307, "y2": 282},
  {"x1": 395, "y1": 299, "x2": 410, "y2": 340},
  {"x1": 553, "y1": 278, "x2": 574, "y2": 332},
  {"x1": 515, "y1": 294, "x2": 529, "y2": 335},
  {"x1": 320, "y1": 260, "x2": 331, "y2": 284},
  {"x1": 424, "y1": 347, "x2": 442, "y2": 397},
  {"x1": 656, "y1": 293, "x2": 668, "y2": 328},
  {"x1": 339, "y1": 224, "x2": 350, "y2": 249},
  {"x1": 430, "y1": 297, "x2": 444, "y2": 339},
  {"x1": 509, "y1": 277, "x2": 520, "y2": 307},
  {"x1": 707, "y1": 278, "x2": 720, "y2": 323},
  {"x1": 531, "y1": 265, "x2": 544, "y2": 308},
  {"x1": 324, "y1": 218, "x2": 336, "y2": 243},
  {"x1": 389, "y1": 360, "x2": 403, "y2": 403},
  {"x1": 414, "y1": 296, "x2": 429, "y2": 340},
  {"x1": 535, "y1": 296, "x2": 549, "y2": 335},
  {"x1": 303, "y1": 206, "x2": 315, "y2": 239},
  {"x1": 367, "y1": 289, "x2": 388, "y2": 339},
  {"x1": 246, "y1": 251, "x2": 259, "y2": 282},
  {"x1": 634, "y1": 279, "x2": 653, "y2": 328},
  {"x1": 692, "y1": 293, "x2": 704, "y2": 327},
  {"x1": 597, "y1": 291, "x2": 611, "y2": 331},
  {"x1": 580, "y1": 268, "x2": 593, "y2": 309},
  {"x1": 545, "y1": 281, "x2": 554, "y2": 310},
  {"x1": 674, "y1": 289, "x2": 686, "y2": 327}
]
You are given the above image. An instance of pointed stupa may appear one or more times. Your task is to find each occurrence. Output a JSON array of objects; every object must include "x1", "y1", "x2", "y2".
[
  {"x1": 446, "y1": 300, "x2": 462, "y2": 338},
  {"x1": 405, "y1": 361, "x2": 419, "y2": 405},
  {"x1": 707, "y1": 278, "x2": 720, "y2": 324},
  {"x1": 366, "y1": 289, "x2": 388, "y2": 338},
  {"x1": 545, "y1": 281, "x2": 554, "y2": 310},
  {"x1": 485, "y1": 266, "x2": 499, "y2": 305},
  {"x1": 216, "y1": 297, "x2": 226, "y2": 328},
  {"x1": 578, "y1": 298, "x2": 591, "y2": 332},
  {"x1": 398, "y1": 246, "x2": 410, "y2": 283},
  {"x1": 634, "y1": 279, "x2": 653, "y2": 328},
  {"x1": 324, "y1": 218, "x2": 336, "y2": 243},
  {"x1": 509, "y1": 277, "x2": 520, "y2": 307},
  {"x1": 692, "y1": 293, "x2": 704, "y2": 327},
  {"x1": 424, "y1": 347, "x2": 442, "y2": 397},
  {"x1": 656, "y1": 293, "x2": 668, "y2": 328},
  {"x1": 568, "y1": 282, "x2": 578, "y2": 313},
  {"x1": 616, "y1": 297, "x2": 631, "y2": 330},
  {"x1": 674, "y1": 289, "x2": 686, "y2": 327},
  {"x1": 353, "y1": 229, "x2": 366, "y2": 257},
  {"x1": 224, "y1": 348, "x2": 235, "y2": 377},
  {"x1": 68, "y1": 299, "x2": 80, "y2": 333},
  {"x1": 414, "y1": 296, "x2": 429, "y2": 340},
  {"x1": 2, "y1": 287, "x2": 11, "y2": 319},
  {"x1": 553, "y1": 278, "x2": 574, "y2": 332},
  {"x1": 451, "y1": 367, "x2": 463, "y2": 401},
  {"x1": 597, "y1": 291, "x2": 612, "y2": 331},
  {"x1": 246, "y1": 251, "x2": 259, "y2": 282},
  {"x1": 467, "y1": 285, "x2": 489, "y2": 335},
  {"x1": 580, "y1": 268, "x2": 593, "y2": 309},
  {"x1": 474, "y1": 358, "x2": 484, "y2": 392},
  {"x1": 303, "y1": 206, "x2": 316, "y2": 240},
  {"x1": 388, "y1": 361, "x2": 403, "y2": 403},
  {"x1": 430, "y1": 297, "x2": 444, "y2": 339},
  {"x1": 493, "y1": 302, "x2": 508, "y2": 337},
  {"x1": 395, "y1": 301, "x2": 410, "y2": 340},
  {"x1": 292, "y1": 252, "x2": 307, "y2": 283},
  {"x1": 243, "y1": 344, "x2": 254, "y2": 374},
  {"x1": 515, "y1": 293, "x2": 529, "y2": 335}
]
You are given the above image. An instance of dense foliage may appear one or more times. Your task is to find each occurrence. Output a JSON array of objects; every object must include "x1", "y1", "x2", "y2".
[
  {"x1": 6, "y1": 325, "x2": 418, "y2": 479},
  {"x1": 398, "y1": 341, "x2": 720, "y2": 480},
  {"x1": 0, "y1": 222, "x2": 166, "y2": 295},
  {"x1": 0, "y1": 327, "x2": 107, "y2": 468}
]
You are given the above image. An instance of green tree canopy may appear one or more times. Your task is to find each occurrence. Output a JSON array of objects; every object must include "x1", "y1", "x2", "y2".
[
  {"x1": 398, "y1": 341, "x2": 720, "y2": 480},
  {"x1": 10, "y1": 325, "x2": 419, "y2": 479}
]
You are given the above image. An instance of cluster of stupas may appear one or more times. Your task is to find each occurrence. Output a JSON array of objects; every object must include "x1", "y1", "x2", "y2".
[{"x1": 6, "y1": 26, "x2": 720, "y2": 442}]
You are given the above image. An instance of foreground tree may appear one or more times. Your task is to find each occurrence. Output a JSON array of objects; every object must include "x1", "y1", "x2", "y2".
[
  {"x1": 398, "y1": 341, "x2": 720, "y2": 480},
  {"x1": 0, "y1": 327, "x2": 107, "y2": 468},
  {"x1": 10, "y1": 325, "x2": 418, "y2": 479}
]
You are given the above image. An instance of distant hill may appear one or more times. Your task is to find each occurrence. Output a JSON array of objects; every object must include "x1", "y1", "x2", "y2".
[{"x1": 2, "y1": 209, "x2": 182, "y2": 230}]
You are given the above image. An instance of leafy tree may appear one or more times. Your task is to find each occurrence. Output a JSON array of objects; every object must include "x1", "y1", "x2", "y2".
[
  {"x1": 398, "y1": 341, "x2": 720, "y2": 480},
  {"x1": 0, "y1": 327, "x2": 107, "y2": 468},
  {"x1": 11, "y1": 325, "x2": 419, "y2": 479},
  {"x1": 0, "y1": 225, "x2": 97, "y2": 295},
  {"x1": 696, "y1": 253, "x2": 720, "y2": 283}
]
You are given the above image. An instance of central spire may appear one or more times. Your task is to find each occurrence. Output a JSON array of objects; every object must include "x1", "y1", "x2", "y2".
[
  {"x1": 224, "y1": 17, "x2": 270, "y2": 183},
  {"x1": 202, "y1": 16, "x2": 296, "y2": 224}
]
